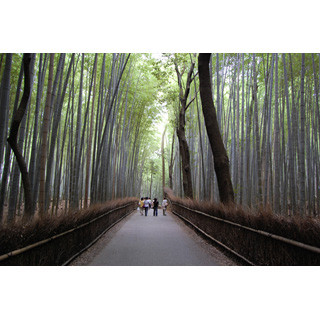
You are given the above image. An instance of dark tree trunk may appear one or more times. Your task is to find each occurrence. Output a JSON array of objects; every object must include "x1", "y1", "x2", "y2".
[
  {"x1": 174, "y1": 59, "x2": 195, "y2": 199},
  {"x1": 7, "y1": 53, "x2": 34, "y2": 220},
  {"x1": 176, "y1": 109, "x2": 193, "y2": 199},
  {"x1": 198, "y1": 53, "x2": 234, "y2": 204},
  {"x1": 168, "y1": 132, "x2": 175, "y2": 190},
  {"x1": 0, "y1": 54, "x2": 12, "y2": 169}
]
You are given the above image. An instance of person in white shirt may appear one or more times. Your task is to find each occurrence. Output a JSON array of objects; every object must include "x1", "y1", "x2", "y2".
[
  {"x1": 147, "y1": 197, "x2": 151, "y2": 208},
  {"x1": 161, "y1": 198, "x2": 168, "y2": 216},
  {"x1": 143, "y1": 197, "x2": 149, "y2": 216}
]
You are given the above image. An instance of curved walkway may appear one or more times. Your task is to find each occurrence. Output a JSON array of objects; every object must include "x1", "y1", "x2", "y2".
[{"x1": 71, "y1": 209, "x2": 236, "y2": 266}]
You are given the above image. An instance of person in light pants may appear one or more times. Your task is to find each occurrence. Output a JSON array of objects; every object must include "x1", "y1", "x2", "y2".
[
  {"x1": 144, "y1": 197, "x2": 149, "y2": 216},
  {"x1": 162, "y1": 198, "x2": 168, "y2": 216}
]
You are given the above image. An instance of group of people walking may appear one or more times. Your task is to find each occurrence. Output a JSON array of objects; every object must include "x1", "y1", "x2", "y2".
[{"x1": 138, "y1": 197, "x2": 168, "y2": 217}]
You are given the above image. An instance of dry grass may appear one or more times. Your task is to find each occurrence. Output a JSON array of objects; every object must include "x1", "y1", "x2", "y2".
[
  {"x1": 165, "y1": 188, "x2": 320, "y2": 249},
  {"x1": 0, "y1": 198, "x2": 137, "y2": 256}
]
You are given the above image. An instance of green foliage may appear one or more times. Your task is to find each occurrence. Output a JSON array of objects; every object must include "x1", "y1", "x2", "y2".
[{"x1": 4, "y1": 51, "x2": 320, "y2": 217}]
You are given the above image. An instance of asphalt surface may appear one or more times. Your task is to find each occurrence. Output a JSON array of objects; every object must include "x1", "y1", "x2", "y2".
[{"x1": 72, "y1": 209, "x2": 236, "y2": 266}]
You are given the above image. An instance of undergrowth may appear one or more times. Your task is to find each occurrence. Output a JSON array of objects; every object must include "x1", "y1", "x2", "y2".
[
  {"x1": 0, "y1": 198, "x2": 137, "y2": 256},
  {"x1": 165, "y1": 188, "x2": 320, "y2": 249}
]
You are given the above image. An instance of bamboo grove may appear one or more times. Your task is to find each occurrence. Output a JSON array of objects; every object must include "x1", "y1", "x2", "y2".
[
  {"x1": 0, "y1": 53, "x2": 319, "y2": 224},
  {"x1": 0, "y1": 53, "x2": 163, "y2": 223},
  {"x1": 166, "y1": 53, "x2": 320, "y2": 217}
]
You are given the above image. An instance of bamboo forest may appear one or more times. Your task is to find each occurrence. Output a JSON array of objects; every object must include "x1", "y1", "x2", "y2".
[{"x1": 0, "y1": 53, "x2": 319, "y2": 224}]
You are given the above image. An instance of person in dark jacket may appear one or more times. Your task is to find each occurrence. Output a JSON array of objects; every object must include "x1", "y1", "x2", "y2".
[{"x1": 153, "y1": 198, "x2": 159, "y2": 216}]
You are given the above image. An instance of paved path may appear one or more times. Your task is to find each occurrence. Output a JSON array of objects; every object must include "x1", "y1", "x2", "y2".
[{"x1": 72, "y1": 209, "x2": 235, "y2": 266}]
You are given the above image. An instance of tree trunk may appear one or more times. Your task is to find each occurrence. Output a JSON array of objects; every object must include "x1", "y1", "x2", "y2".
[
  {"x1": 273, "y1": 54, "x2": 281, "y2": 214},
  {"x1": 84, "y1": 54, "x2": 98, "y2": 208},
  {"x1": 29, "y1": 54, "x2": 48, "y2": 212},
  {"x1": 0, "y1": 53, "x2": 12, "y2": 169},
  {"x1": 0, "y1": 55, "x2": 20, "y2": 221},
  {"x1": 252, "y1": 54, "x2": 262, "y2": 203},
  {"x1": 161, "y1": 126, "x2": 167, "y2": 198},
  {"x1": 7, "y1": 53, "x2": 34, "y2": 220},
  {"x1": 194, "y1": 75, "x2": 206, "y2": 200},
  {"x1": 39, "y1": 54, "x2": 55, "y2": 216},
  {"x1": 282, "y1": 53, "x2": 296, "y2": 214},
  {"x1": 176, "y1": 110, "x2": 193, "y2": 199},
  {"x1": 174, "y1": 58, "x2": 195, "y2": 199},
  {"x1": 168, "y1": 132, "x2": 175, "y2": 190},
  {"x1": 298, "y1": 53, "x2": 306, "y2": 214},
  {"x1": 45, "y1": 54, "x2": 73, "y2": 211},
  {"x1": 198, "y1": 53, "x2": 234, "y2": 204},
  {"x1": 70, "y1": 53, "x2": 84, "y2": 209}
]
